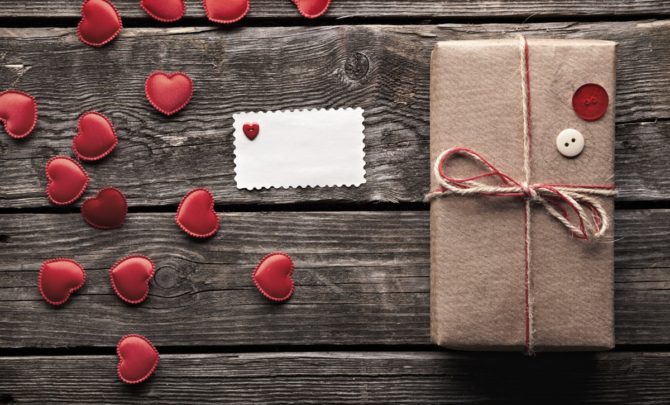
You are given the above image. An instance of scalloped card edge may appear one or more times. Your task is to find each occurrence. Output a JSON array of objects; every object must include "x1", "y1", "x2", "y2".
[{"x1": 232, "y1": 107, "x2": 366, "y2": 190}]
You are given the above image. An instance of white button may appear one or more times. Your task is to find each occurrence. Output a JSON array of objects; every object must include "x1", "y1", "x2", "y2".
[{"x1": 555, "y1": 128, "x2": 584, "y2": 158}]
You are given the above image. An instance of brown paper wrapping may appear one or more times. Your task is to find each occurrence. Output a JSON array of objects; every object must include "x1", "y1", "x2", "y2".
[{"x1": 430, "y1": 38, "x2": 616, "y2": 351}]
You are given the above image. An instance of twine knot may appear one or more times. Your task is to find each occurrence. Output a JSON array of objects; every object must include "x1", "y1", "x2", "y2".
[{"x1": 521, "y1": 183, "x2": 537, "y2": 199}]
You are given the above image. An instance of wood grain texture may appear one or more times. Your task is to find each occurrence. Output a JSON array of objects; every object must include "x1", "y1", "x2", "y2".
[
  {"x1": 1, "y1": 22, "x2": 669, "y2": 208},
  {"x1": 1, "y1": 351, "x2": 669, "y2": 403},
  {"x1": 0, "y1": 0, "x2": 668, "y2": 19},
  {"x1": 0, "y1": 8, "x2": 669, "y2": 402},
  {"x1": 0, "y1": 209, "x2": 668, "y2": 348}
]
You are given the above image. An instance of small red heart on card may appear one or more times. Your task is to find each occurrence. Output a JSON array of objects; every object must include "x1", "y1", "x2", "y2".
[
  {"x1": 117, "y1": 334, "x2": 159, "y2": 384},
  {"x1": 46, "y1": 156, "x2": 89, "y2": 206},
  {"x1": 243, "y1": 122, "x2": 259, "y2": 140},
  {"x1": 203, "y1": 0, "x2": 249, "y2": 24},
  {"x1": 39, "y1": 258, "x2": 86, "y2": 306},
  {"x1": 110, "y1": 255, "x2": 155, "y2": 304},
  {"x1": 145, "y1": 71, "x2": 193, "y2": 116},
  {"x1": 0, "y1": 90, "x2": 37, "y2": 139},
  {"x1": 77, "y1": 0, "x2": 122, "y2": 47},
  {"x1": 175, "y1": 188, "x2": 219, "y2": 238},
  {"x1": 81, "y1": 187, "x2": 127, "y2": 229},
  {"x1": 72, "y1": 112, "x2": 118, "y2": 161},
  {"x1": 140, "y1": 0, "x2": 185, "y2": 22},
  {"x1": 292, "y1": 0, "x2": 330, "y2": 18},
  {"x1": 252, "y1": 253, "x2": 295, "y2": 302}
]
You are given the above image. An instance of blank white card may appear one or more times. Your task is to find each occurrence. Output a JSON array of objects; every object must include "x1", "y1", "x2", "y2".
[{"x1": 233, "y1": 108, "x2": 366, "y2": 190}]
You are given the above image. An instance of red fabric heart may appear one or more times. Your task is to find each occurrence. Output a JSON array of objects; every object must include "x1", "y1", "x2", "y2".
[
  {"x1": 243, "y1": 122, "x2": 259, "y2": 140},
  {"x1": 39, "y1": 258, "x2": 86, "y2": 306},
  {"x1": 292, "y1": 0, "x2": 330, "y2": 18},
  {"x1": 117, "y1": 334, "x2": 159, "y2": 384},
  {"x1": 81, "y1": 187, "x2": 127, "y2": 229},
  {"x1": 46, "y1": 156, "x2": 89, "y2": 206},
  {"x1": 77, "y1": 0, "x2": 122, "y2": 47},
  {"x1": 203, "y1": 0, "x2": 249, "y2": 24},
  {"x1": 72, "y1": 111, "x2": 118, "y2": 161},
  {"x1": 145, "y1": 71, "x2": 193, "y2": 116},
  {"x1": 110, "y1": 255, "x2": 155, "y2": 304},
  {"x1": 175, "y1": 188, "x2": 219, "y2": 238},
  {"x1": 140, "y1": 0, "x2": 185, "y2": 22},
  {"x1": 252, "y1": 252, "x2": 295, "y2": 302},
  {"x1": 0, "y1": 90, "x2": 37, "y2": 139}
]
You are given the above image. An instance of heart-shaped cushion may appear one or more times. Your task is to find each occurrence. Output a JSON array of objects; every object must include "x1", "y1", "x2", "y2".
[
  {"x1": 243, "y1": 122, "x2": 259, "y2": 140},
  {"x1": 0, "y1": 90, "x2": 37, "y2": 139},
  {"x1": 117, "y1": 334, "x2": 159, "y2": 384},
  {"x1": 45, "y1": 156, "x2": 89, "y2": 206},
  {"x1": 175, "y1": 188, "x2": 219, "y2": 238},
  {"x1": 203, "y1": 0, "x2": 249, "y2": 24},
  {"x1": 72, "y1": 111, "x2": 118, "y2": 161},
  {"x1": 110, "y1": 255, "x2": 155, "y2": 304},
  {"x1": 38, "y1": 258, "x2": 86, "y2": 306},
  {"x1": 140, "y1": 0, "x2": 185, "y2": 22},
  {"x1": 145, "y1": 71, "x2": 193, "y2": 116},
  {"x1": 77, "y1": 0, "x2": 122, "y2": 47},
  {"x1": 292, "y1": 0, "x2": 330, "y2": 18},
  {"x1": 252, "y1": 252, "x2": 295, "y2": 302},
  {"x1": 81, "y1": 187, "x2": 127, "y2": 229}
]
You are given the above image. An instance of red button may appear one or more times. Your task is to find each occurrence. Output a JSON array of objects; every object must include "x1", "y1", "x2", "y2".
[{"x1": 572, "y1": 83, "x2": 609, "y2": 121}]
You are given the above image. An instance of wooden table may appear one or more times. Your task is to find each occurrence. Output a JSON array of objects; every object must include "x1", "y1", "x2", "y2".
[{"x1": 1, "y1": 1, "x2": 669, "y2": 403}]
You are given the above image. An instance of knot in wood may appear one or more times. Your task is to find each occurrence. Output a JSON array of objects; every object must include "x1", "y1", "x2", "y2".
[
  {"x1": 345, "y1": 52, "x2": 369, "y2": 81},
  {"x1": 153, "y1": 264, "x2": 179, "y2": 289}
]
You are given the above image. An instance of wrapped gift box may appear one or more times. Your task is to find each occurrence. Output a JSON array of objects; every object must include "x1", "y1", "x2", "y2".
[{"x1": 429, "y1": 38, "x2": 617, "y2": 352}]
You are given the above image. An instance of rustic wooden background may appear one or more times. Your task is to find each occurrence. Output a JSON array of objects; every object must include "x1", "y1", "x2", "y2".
[{"x1": 1, "y1": 0, "x2": 669, "y2": 403}]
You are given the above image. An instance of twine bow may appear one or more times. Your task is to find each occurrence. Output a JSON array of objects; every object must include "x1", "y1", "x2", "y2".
[{"x1": 425, "y1": 147, "x2": 617, "y2": 240}]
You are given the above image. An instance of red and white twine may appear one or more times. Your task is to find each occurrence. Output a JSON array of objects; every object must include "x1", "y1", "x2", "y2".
[{"x1": 426, "y1": 36, "x2": 617, "y2": 354}]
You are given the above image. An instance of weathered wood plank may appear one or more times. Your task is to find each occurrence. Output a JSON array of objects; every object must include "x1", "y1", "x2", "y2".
[
  {"x1": 0, "y1": 209, "x2": 668, "y2": 348},
  {"x1": 1, "y1": 351, "x2": 669, "y2": 403},
  {"x1": 1, "y1": 22, "x2": 668, "y2": 207},
  {"x1": 615, "y1": 120, "x2": 670, "y2": 202},
  {"x1": 0, "y1": 0, "x2": 668, "y2": 19}
]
